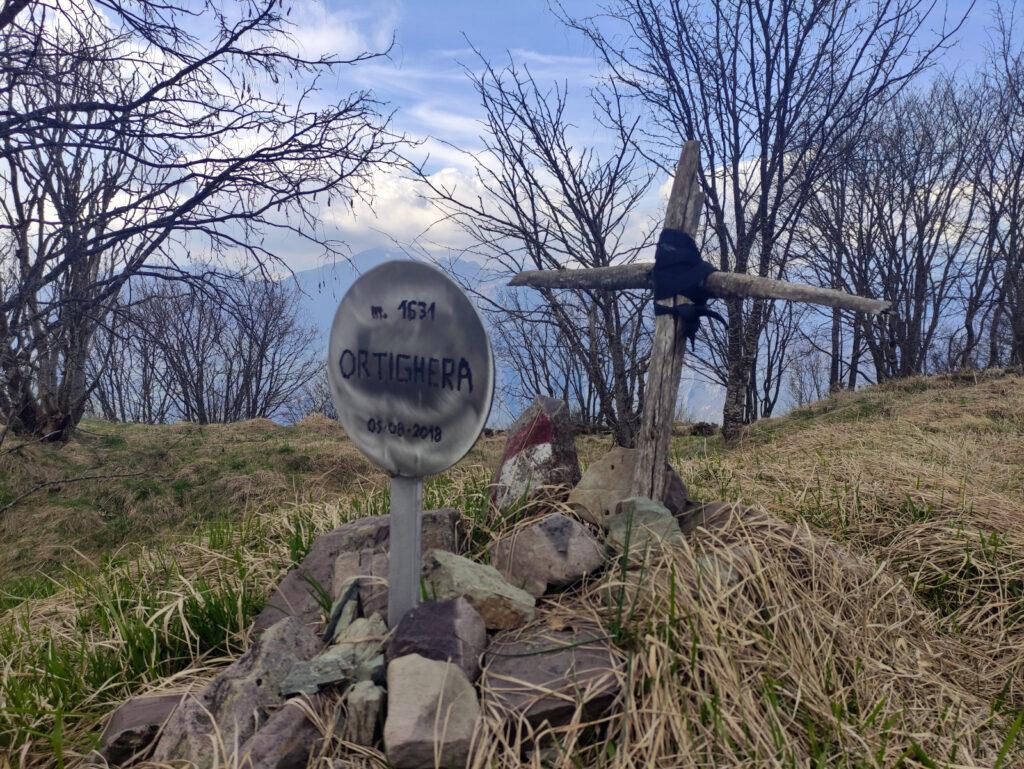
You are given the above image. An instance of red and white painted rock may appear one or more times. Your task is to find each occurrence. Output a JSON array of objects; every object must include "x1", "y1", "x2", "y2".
[{"x1": 491, "y1": 396, "x2": 580, "y2": 511}]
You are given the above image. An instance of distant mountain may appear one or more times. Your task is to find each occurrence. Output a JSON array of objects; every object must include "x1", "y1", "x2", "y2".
[{"x1": 287, "y1": 247, "x2": 408, "y2": 344}]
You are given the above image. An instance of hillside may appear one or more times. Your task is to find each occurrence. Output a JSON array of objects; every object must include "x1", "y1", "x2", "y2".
[
  {"x1": 1, "y1": 370, "x2": 1023, "y2": 767},
  {"x1": 0, "y1": 416, "x2": 380, "y2": 580}
]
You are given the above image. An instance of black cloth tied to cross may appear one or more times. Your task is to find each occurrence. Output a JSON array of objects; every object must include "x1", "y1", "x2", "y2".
[{"x1": 648, "y1": 228, "x2": 727, "y2": 347}]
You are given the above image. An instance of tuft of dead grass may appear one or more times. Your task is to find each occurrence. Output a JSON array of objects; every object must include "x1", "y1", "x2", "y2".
[
  {"x1": 594, "y1": 510, "x2": 1012, "y2": 768},
  {"x1": 680, "y1": 371, "x2": 1024, "y2": 720}
]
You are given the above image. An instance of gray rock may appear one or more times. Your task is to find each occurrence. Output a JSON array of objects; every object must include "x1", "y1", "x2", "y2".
[
  {"x1": 323, "y1": 577, "x2": 361, "y2": 643},
  {"x1": 357, "y1": 654, "x2": 386, "y2": 685},
  {"x1": 337, "y1": 614, "x2": 388, "y2": 658},
  {"x1": 489, "y1": 513, "x2": 605, "y2": 597},
  {"x1": 481, "y1": 623, "x2": 621, "y2": 729},
  {"x1": 491, "y1": 396, "x2": 580, "y2": 512},
  {"x1": 331, "y1": 549, "x2": 390, "y2": 621},
  {"x1": 343, "y1": 680, "x2": 385, "y2": 747},
  {"x1": 664, "y1": 469, "x2": 692, "y2": 523},
  {"x1": 334, "y1": 508, "x2": 463, "y2": 553},
  {"x1": 330, "y1": 509, "x2": 463, "y2": 619},
  {"x1": 384, "y1": 654, "x2": 480, "y2": 769},
  {"x1": 606, "y1": 497, "x2": 683, "y2": 555},
  {"x1": 280, "y1": 614, "x2": 388, "y2": 696},
  {"x1": 253, "y1": 510, "x2": 461, "y2": 639},
  {"x1": 99, "y1": 692, "x2": 181, "y2": 764},
  {"x1": 251, "y1": 528, "x2": 356, "y2": 639},
  {"x1": 387, "y1": 597, "x2": 487, "y2": 680},
  {"x1": 695, "y1": 548, "x2": 750, "y2": 589},
  {"x1": 568, "y1": 447, "x2": 689, "y2": 527},
  {"x1": 237, "y1": 698, "x2": 321, "y2": 769},
  {"x1": 151, "y1": 617, "x2": 323, "y2": 768},
  {"x1": 422, "y1": 549, "x2": 535, "y2": 630}
]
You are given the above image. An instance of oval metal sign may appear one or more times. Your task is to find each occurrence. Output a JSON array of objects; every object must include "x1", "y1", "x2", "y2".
[{"x1": 327, "y1": 260, "x2": 494, "y2": 477}]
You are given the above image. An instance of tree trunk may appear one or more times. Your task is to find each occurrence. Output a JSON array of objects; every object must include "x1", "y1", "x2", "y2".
[
  {"x1": 848, "y1": 320, "x2": 862, "y2": 389},
  {"x1": 829, "y1": 307, "x2": 842, "y2": 392},
  {"x1": 721, "y1": 297, "x2": 747, "y2": 443}
]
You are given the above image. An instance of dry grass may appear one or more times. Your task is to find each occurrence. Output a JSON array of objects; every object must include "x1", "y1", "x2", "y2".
[
  {"x1": 598, "y1": 512, "x2": 1012, "y2": 768},
  {"x1": 679, "y1": 372, "x2": 1024, "y2": 716},
  {"x1": 2, "y1": 370, "x2": 1024, "y2": 767},
  {"x1": 0, "y1": 418, "x2": 504, "y2": 579}
]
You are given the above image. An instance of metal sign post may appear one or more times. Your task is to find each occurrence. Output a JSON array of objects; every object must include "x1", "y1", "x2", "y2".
[
  {"x1": 387, "y1": 475, "x2": 422, "y2": 625},
  {"x1": 327, "y1": 261, "x2": 494, "y2": 627}
]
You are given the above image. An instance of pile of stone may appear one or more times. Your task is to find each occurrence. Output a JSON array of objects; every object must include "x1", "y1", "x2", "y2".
[{"x1": 98, "y1": 396, "x2": 736, "y2": 769}]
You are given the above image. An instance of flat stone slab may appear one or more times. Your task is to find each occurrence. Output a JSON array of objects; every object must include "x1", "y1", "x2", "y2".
[
  {"x1": 343, "y1": 680, "x2": 385, "y2": 747},
  {"x1": 100, "y1": 692, "x2": 181, "y2": 764},
  {"x1": 332, "y1": 549, "x2": 390, "y2": 618},
  {"x1": 481, "y1": 623, "x2": 621, "y2": 729},
  {"x1": 568, "y1": 447, "x2": 688, "y2": 528},
  {"x1": 323, "y1": 577, "x2": 361, "y2": 642},
  {"x1": 151, "y1": 617, "x2": 323, "y2": 768},
  {"x1": 384, "y1": 654, "x2": 480, "y2": 769},
  {"x1": 606, "y1": 497, "x2": 684, "y2": 556},
  {"x1": 280, "y1": 615, "x2": 387, "y2": 696},
  {"x1": 490, "y1": 513, "x2": 605, "y2": 597},
  {"x1": 422, "y1": 549, "x2": 536, "y2": 630},
  {"x1": 387, "y1": 597, "x2": 487, "y2": 680},
  {"x1": 237, "y1": 698, "x2": 321, "y2": 769}
]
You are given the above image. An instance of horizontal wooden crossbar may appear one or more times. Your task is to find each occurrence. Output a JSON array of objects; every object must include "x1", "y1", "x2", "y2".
[{"x1": 509, "y1": 263, "x2": 891, "y2": 315}]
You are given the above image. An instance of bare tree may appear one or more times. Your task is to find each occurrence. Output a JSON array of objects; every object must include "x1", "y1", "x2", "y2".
[
  {"x1": 419, "y1": 57, "x2": 655, "y2": 446},
  {"x1": 798, "y1": 78, "x2": 983, "y2": 381},
  {"x1": 0, "y1": 0, "x2": 399, "y2": 440},
  {"x1": 284, "y1": 366, "x2": 337, "y2": 423},
  {"x1": 91, "y1": 276, "x2": 319, "y2": 424},
  {"x1": 981, "y1": 3, "x2": 1024, "y2": 367},
  {"x1": 786, "y1": 334, "x2": 831, "y2": 408},
  {"x1": 564, "y1": 0, "x2": 965, "y2": 440},
  {"x1": 87, "y1": 300, "x2": 174, "y2": 424},
  {"x1": 222, "y1": 279, "x2": 321, "y2": 422},
  {"x1": 488, "y1": 286, "x2": 609, "y2": 430}
]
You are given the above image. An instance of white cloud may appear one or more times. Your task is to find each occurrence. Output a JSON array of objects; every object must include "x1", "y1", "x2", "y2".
[
  {"x1": 285, "y1": 0, "x2": 400, "y2": 60},
  {"x1": 321, "y1": 165, "x2": 484, "y2": 256},
  {"x1": 406, "y1": 104, "x2": 482, "y2": 140},
  {"x1": 411, "y1": 137, "x2": 483, "y2": 173},
  {"x1": 347, "y1": 60, "x2": 467, "y2": 99},
  {"x1": 508, "y1": 48, "x2": 595, "y2": 68}
]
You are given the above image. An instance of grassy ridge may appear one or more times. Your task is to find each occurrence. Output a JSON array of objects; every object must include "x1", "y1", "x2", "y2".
[
  {"x1": 0, "y1": 415, "x2": 381, "y2": 579},
  {"x1": 1, "y1": 371, "x2": 1022, "y2": 767}
]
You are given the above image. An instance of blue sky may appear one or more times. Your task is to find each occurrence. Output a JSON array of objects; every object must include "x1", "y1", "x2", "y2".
[
  {"x1": 274, "y1": 0, "x2": 992, "y2": 268},
  {"x1": 278, "y1": 0, "x2": 611, "y2": 264}
]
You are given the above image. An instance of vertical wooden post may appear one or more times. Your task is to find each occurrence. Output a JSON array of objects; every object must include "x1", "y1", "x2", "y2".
[
  {"x1": 387, "y1": 474, "x2": 423, "y2": 627},
  {"x1": 631, "y1": 141, "x2": 705, "y2": 500}
]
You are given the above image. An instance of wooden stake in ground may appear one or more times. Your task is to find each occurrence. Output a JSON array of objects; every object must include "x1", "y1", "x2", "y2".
[
  {"x1": 632, "y1": 141, "x2": 703, "y2": 500},
  {"x1": 510, "y1": 141, "x2": 891, "y2": 502}
]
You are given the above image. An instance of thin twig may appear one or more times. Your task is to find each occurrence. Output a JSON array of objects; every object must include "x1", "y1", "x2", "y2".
[{"x1": 0, "y1": 471, "x2": 150, "y2": 517}]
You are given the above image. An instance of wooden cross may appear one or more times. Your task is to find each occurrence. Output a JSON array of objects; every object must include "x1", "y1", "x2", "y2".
[{"x1": 509, "y1": 142, "x2": 890, "y2": 501}]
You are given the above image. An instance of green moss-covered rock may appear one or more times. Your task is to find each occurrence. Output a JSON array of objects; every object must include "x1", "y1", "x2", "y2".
[
  {"x1": 422, "y1": 550, "x2": 535, "y2": 630},
  {"x1": 606, "y1": 497, "x2": 683, "y2": 555}
]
